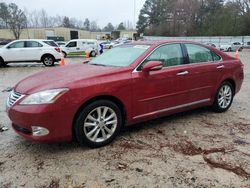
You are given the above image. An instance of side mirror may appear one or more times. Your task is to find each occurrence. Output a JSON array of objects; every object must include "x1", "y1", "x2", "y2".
[{"x1": 142, "y1": 61, "x2": 163, "y2": 72}]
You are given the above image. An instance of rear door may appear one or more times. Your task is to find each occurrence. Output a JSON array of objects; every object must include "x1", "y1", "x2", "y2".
[
  {"x1": 183, "y1": 43, "x2": 224, "y2": 103},
  {"x1": 23, "y1": 41, "x2": 43, "y2": 61}
]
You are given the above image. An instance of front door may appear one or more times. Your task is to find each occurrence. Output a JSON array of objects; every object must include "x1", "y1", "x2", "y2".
[
  {"x1": 4, "y1": 41, "x2": 25, "y2": 61},
  {"x1": 132, "y1": 43, "x2": 191, "y2": 119}
]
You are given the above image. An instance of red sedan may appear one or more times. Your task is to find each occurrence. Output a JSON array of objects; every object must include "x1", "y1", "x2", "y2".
[{"x1": 6, "y1": 41, "x2": 244, "y2": 148}]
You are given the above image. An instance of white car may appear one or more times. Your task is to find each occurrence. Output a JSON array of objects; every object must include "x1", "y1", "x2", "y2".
[
  {"x1": 220, "y1": 42, "x2": 243, "y2": 52},
  {"x1": 61, "y1": 39, "x2": 99, "y2": 57},
  {"x1": 0, "y1": 39, "x2": 61, "y2": 67}
]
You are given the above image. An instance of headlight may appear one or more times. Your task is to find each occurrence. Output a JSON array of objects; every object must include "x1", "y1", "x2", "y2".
[{"x1": 20, "y1": 88, "x2": 69, "y2": 105}]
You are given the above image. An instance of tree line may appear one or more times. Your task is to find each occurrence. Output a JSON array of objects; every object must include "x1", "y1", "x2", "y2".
[
  {"x1": 137, "y1": 0, "x2": 250, "y2": 36},
  {"x1": 0, "y1": 2, "x2": 131, "y2": 39}
]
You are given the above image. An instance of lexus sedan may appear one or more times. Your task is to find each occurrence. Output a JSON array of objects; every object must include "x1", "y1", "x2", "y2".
[{"x1": 6, "y1": 41, "x2": 244, "y2": 148}]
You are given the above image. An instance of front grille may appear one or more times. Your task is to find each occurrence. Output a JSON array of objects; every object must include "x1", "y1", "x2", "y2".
[{"x1": 7, "y1": 90, "x2": 25, "y2": 107}]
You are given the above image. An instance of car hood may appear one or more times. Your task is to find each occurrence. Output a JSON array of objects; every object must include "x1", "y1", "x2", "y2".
[{"x1": 14, "y1": 64, "x2": 125, "y2": 94}]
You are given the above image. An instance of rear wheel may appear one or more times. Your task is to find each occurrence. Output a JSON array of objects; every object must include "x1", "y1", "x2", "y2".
[
  {"x1": 74, "y1": 100, "x2": 122, "y2": 148},
  {"x1": 212, "y1": 81, "x2": 234, "y2": 113},
  {"x1": 42, "y1": 55, "x2": 55, "y2": 67},
  {"x1": 227, "y1": 47, "x2": 232, "y2": 52},
  {"x1": 90, "y1": 51, "x2": 96, "y2": 57}
]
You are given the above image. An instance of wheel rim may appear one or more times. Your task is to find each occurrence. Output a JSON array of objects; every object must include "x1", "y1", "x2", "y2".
[
  {"x1": 218, "y1": 85, "x2": 232, "y2": 109},
  {"x1": 44, "y1": 57, "x2": 53, "y2": 65},
  {"x1": 83, "y1": 106, "x2": 118, "y2": 143}
]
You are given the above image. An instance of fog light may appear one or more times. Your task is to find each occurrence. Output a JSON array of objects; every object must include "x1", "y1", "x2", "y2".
[{"x1": 31, "y1": 126, "x2": 49, "y2": 136}]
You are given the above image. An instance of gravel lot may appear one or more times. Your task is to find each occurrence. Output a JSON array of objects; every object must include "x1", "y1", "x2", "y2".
[{"x1": 0, "y1": 52, "x2": 249, "y2": 188}]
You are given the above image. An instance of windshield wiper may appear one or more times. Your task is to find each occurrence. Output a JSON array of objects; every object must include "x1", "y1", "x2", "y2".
[{"x1": 90, "y1": 63, "x2": 108, "y2": 67}]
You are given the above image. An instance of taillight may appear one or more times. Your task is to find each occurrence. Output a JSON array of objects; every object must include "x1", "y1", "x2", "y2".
[{"x1": 54, "y1": 47, "x2": 61, "y2": 53}]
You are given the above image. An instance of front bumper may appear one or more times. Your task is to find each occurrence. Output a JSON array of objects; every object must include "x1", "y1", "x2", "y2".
[{"x1": 7, "y1": 103, "x2": 74, "y2": 143}]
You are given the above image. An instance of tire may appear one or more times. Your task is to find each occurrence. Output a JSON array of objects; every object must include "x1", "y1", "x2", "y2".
[
  {"x1": 109, "y1": 46, "x2": 113, "y2": 49},
  {"x1": 90, "y1": 51, "x2": 96, "y2": 57},
  {"x1": 212, "y1": 81, "x2": 234, "y2": 113},
  {"x1": 74, "y1": 100, "x2": 123, "y2": 148},
  {"x1": 227, "y1": 47, "x2": 232, "y2": 52},
  {"x1": 0, "y1": 58, "x2": 7, "y2": 67},
  {"x1": 42, "y1": 55, "x2": 55, "y2": 67},
  {"x1": 239, "y1": 47, "x2": 243, "y2": 52},
  {"x1": 62, "y1": 51, "x2": 67, "y2": 58}
]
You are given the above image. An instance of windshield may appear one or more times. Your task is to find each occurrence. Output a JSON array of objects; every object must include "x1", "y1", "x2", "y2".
[{"x1": 89, "y1": 45, "x2": 150, "y2": 67}]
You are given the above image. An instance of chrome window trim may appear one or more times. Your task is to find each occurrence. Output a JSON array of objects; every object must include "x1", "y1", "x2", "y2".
[
  {"x1": 132, "y1": 43, "x2": 223, "y2": 73},
  {"x1": 133, "y1": 99, "x2": 210, "y2": 120}
]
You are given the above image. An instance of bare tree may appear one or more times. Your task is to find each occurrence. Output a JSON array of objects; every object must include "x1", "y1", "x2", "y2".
[
  {"x1": 39, "y1": 9, "x2": 49, "y2": 28},
  {"x1": 7, "y1": 3, "x2": 27, "y2": 39}
]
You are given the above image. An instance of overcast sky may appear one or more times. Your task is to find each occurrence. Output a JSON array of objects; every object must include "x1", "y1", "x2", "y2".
[{"x1": 4, "y1": 0, "x2": 146, "y2": 28}]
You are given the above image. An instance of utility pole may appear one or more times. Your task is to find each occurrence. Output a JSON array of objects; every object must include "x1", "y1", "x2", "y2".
[{"x1": 134, "y1": 0, "x2": 136, "y2": 30}]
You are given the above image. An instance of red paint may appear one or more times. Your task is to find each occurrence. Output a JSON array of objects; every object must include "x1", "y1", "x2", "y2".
[{"x1": 7, "y1": 41, "x2": 244, "y2": 142}]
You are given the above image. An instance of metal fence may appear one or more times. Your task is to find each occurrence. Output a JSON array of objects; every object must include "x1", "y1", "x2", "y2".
[{"x1": 144, "y1": 36, "x2": 250, "y2": 46}]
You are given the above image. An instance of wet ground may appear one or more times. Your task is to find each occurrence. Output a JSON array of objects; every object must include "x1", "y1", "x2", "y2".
[{"x1": 0, "y1": 52, "x2": 249, "y2": 188}]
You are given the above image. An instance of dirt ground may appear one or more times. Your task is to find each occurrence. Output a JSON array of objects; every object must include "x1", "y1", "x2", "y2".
[{"x1": 0, "y1": 52, "x2": 249, "y2": 188}]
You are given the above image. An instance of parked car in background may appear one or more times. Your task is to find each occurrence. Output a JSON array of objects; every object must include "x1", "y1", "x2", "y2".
[
  {"x1": 205, "y1": 42, "x2": 220, "y2": 50},
  {"x1": 220, "y1": 42, "x2": 243, "y2": 52},
  {"x1": 0, "y1": 39, "x2": 12, "y2": 46},
  {"x1": 56, "y1": 41, "x2": 66, "y2": 47},
  {"x1": 0, "y1": 39, "x2": 61, "y2": 67},
  {"x1": 243, "y1": 41, "x2": 250, "y2": 49},
  {"x1": 6, "y1": 41, "x2": 244, "y2": 148},
  {"x1": 101, "y1": 41, "x2": 118, "y2": 49},
  {"x1": 43, "y1": 40, "x2": 59, "y2": 47},
  {"x1": 61, "y1": 39, "x2": 99, "y2": 57}
]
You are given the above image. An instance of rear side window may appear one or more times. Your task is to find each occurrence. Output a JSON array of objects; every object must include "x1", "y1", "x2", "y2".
[
  {"x1": 144, "y1": 44, "x2": 183, "y2": 67},
  {"x1": 66, "y1": 42, "x2": 77, "y2": 47},
  {"x1": 26, "y1": 41, "x2": 43, "y2": 48},
  {"x1": 8, "y1": 41, "x2": 25, "y2": 48},
  {"x1": 43, "y1": 41, "x2": 58, "y2": 47},
  {"x1": 186, "y1": 44, "x2": 213, "y2": 64}
]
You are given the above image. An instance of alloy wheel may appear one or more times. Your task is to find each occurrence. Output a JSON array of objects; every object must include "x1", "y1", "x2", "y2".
[
  {"x1": 217, "y1": 85, "x2": 232, "y2": 109},
  {"x1": 83, "y1": 106, "x2": 118, "y2": 143}
]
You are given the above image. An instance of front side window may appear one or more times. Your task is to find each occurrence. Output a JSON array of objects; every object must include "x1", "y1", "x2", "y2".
[
  {"x1": 186, "y1": 44, "x2": 213, "y2": 64},
  {"x1": 66, "y1": 42, "x2": 77, "y2": 48},
  {"x1": 142, "y1": 44, "x2": 184, "y2": 68},
  {"x1": 211, "y1": 51, "x2": 221, "y2": 61},
  {"x1": 8, "y1": 41, "x2": 25, "y2": 48},
  {"x1": 26, "y1": 41, "x2": 43, "y2": 48}
]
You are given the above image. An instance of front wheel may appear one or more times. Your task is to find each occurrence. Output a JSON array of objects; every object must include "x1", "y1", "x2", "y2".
[
  {"x1": 74, "y1": 100, "x2": 122, "y2": 148},
  {"x1": 62, "y1": 51, "x2": 67, "y2": 58},
  {"x1": 0, "y1": 58, "x2": 7, "y2": 67},
  {"x1": 212, "y1": 82, "x2": 234, "y2": 113},
  {"x1": 42, "y1": 55, "x2": 55, "y2": 67}
]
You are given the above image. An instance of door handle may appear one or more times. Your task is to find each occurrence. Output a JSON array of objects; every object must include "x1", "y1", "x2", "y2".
[
  {"x1": 177, "y1": 71, "x2": 189, "y2": 76},
  {"x1": 217, "y1": 65, "x2": 225, "y2": 69}
]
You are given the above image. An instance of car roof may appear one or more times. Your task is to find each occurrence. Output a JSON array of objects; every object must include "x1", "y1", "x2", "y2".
[{"x1": 130, "y1": 40, "x2": 210, "y2": 46}]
